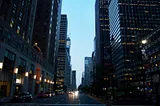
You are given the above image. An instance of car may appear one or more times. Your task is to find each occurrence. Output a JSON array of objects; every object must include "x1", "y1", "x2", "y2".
[
  {"x1": 45, "y1": 92, "x2": 52, "y2": 97},
  {"x1": 10, "y1": 92, "x2": 32, "y2": 103},
  {"x1": 51, "y1": 92, "x2": 55, "y2": 96}
]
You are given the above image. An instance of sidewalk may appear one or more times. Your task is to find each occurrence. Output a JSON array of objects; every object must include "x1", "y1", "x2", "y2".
[
  {"x1": 88, "y1": 94, "x2": 155, "y2": 106},
  {"x1": 0, "y1": 97, "x2": 12, "y2": 103},
  {"x1": 87, "y1": 94, "x2": 112, "y2": 106},
  {"x1": 0, "y1": 95, "x2": 37, "y2": 103}
]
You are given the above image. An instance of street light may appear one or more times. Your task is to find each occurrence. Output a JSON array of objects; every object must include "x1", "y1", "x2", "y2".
[
  {"x1": 39, "y1": 77, "x2": 42, "y2": 81},
  {"x1": 0, "y1": 62, "x2": 3, "y2": 70},
  {"x1": 142, "y1": 40, "x2": 147, "y2": 44},
  {"x1": 44, "y1": 79, "x2": 46, "y2": 82},
  {"x1": 14, "y1": 68, "x2": 18, "y2": 74},
  {"x1": 34, "y1": 75, "x2": 36, "y2": 79},
  {"x1": 25, "y1": 72, "x2": 29, "y2": 77}
]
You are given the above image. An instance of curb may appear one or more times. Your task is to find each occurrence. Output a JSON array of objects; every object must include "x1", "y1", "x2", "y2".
[{"x1": 87, "y1": 94, "x2": 112, "y2": 106}]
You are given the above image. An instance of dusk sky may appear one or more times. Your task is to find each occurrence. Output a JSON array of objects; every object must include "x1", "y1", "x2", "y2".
[{"x1": 62, "y1": 0, "x2": 95, "y2": 86}]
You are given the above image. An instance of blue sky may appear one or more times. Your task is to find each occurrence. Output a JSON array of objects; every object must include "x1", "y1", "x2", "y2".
[{"x1": 62, "y1": 0, "x2": 95, "y2": 86}]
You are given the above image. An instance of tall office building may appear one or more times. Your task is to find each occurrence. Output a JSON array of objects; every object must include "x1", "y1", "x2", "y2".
[
  {"x1": 0, "y1": 0, "x2": 54, "y2": 96},
  {"x1": 0, "y1": 0, "x2": 37, "y2": 45},
  {"x1": 84, "y1": 57, "x2": 93, "y2": 86},
  {"x1": 32, "y1": 0, "x2": 62, "y2": 66},
  {"x1": 108, "y1": 0, "x2": 160, "y2": 87},
  {"x1": 72, "y1": 70, "x2": 77, "y2": 90},
  {"x1": 95, "y1": 0, "x2": 111, "y2": 93},
  {"x1": 0, "y1": 0, "x2": 38, "y2": 97},
  {"x1": 56, "y1": 14, "x2": 68, "y2": 91},
  {"x1": 65, "y1": 37, "x2": 72, "y2": 91},
  {"x1": 51, "y1": 0, "x2": 62, "y2": 69},
  {"x1": 81, "y1": 72, "x2": 85, "y2": 87}
]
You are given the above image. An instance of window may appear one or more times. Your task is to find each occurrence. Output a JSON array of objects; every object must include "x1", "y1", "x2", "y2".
[
  {"x1": 16, "y1": 26, "x2": 20, "y2": 34},
  {"x1": 5, "y1": 50, "x2": 16, "y2": 61},
  {"x1": 10, "y1": 18, "x2": 14, "y2": 27}
]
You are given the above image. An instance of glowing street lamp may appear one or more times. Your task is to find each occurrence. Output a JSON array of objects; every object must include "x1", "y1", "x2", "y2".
[
  {"x1": 50, "y1": 81, "x2": 52, "y2": 84},
  {"x1": 14, "y1": 68, "x2": 18, "y2": 74},
  {"x1": 0, "y1": 62, "x2": 3, "y2": 70},
  {"x1": 142, "y1": 40, "x2": 147, "y2": 44},
  {"x1": 39, "y1": 77, "x2": 42, "y2": 81},
  {"x1": 44, "y1": 79, "x2": 46, "y2": 82},
  {"x1": 34, "y1": 75, "x2": 36, "y2": 79},
  {"x1": 25, "y1": 72, "x2": 29, "y2": 77}
]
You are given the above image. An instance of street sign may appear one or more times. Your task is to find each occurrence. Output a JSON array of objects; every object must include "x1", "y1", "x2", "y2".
[{"x1": 153, "y1": 74, "x2": 159, "y2": 83}]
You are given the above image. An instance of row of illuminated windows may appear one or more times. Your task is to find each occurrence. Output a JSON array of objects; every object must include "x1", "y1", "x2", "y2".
[{"x1": 0, "y1": 26, "x2": 43, "y2": 65}]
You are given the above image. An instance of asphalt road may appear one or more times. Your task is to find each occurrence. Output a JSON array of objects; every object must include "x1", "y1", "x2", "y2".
[{"x1": 3, "y1": 93, "x2": 106, "y2": 106}]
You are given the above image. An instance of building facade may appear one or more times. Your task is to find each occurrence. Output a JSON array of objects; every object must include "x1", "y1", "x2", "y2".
[
  {"x1": 72, "y1": 70, "x2": 77, "y2": 91},
  {"x1": 56, "y1": 14, "x2": 68, "y2": 92},
  {"x1": 142, "y1": 27, "x2": 160, "y2": 96},
  {"x1": 95, "y1": 0, "x2": 111, "y2": 94},
  {"x1": 81, "y1": 72, "x2": 84, "y2": 87},
  {"x1": 108, "y1": 0, "x2": 160, "y2": 88},
  {"x1": 0, "y1": 0, "x2": 54, "y2": 97},
  {"x1": 65, "y1": 37, "x2": 72, "y2": 91},
  {"x1": 84, "y1": 57, "x2": 93, "y2": 86}
]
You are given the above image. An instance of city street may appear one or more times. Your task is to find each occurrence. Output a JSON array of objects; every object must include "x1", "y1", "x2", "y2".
[{"x1": 3, "y1": 93, "x2": 106, "y2": 106}]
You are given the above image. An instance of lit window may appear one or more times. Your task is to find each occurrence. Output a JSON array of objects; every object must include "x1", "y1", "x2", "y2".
[
  {"x1": 17, "y1": 26, "x2": 20, "y2": 34},
  {"x1": 156, "y1": 64, "x2": 158, "y2": 67},
  {"x1": 104, "y1": 78, "x2": 108, "y2": 80},
  {"x1": 130, "y1": 51, "x2": 134, "y2": 53},
  {"x1": 49, "y1": 30, "x2": 51, "y2": 34},
  {"x1": 155, "y1": 56, "x2": 157, "y2": 58},
  {"x1": 10, "y1": 18, "x2": 14, "y2": 28},
  {"x1": 17, "y1": 29, "x2": 20, "y2": 34}
]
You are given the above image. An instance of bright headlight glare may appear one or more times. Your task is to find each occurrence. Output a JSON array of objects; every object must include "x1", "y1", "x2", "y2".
[{"x1": 75, "y1": 91, "x2": 78, "y2": 96}]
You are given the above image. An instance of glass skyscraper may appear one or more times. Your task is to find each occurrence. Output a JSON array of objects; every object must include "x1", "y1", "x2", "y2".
[
  {"x1": 108, "y1": 0, "x2": 160, "y2": 86},
  {"x1": 95, "y1": 0, "x2": 110, "y2": 94}
]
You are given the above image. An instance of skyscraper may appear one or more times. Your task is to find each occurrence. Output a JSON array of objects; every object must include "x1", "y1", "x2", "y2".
[
  {"x1": 56, "y1": 14, "x2": 68, "y2": 91},
  {"x1": 72, "y1": 70, "x2": 77, "y2": 90},
  {"x1": 0, "y1": 0, "x2": 38, "y2": 96},
  {"x1": 32, "y1": 0, "x2": 62, "y2": 67},
  {"x1": 0, "y1": 0, "x2": 37, "y2": 45},
  {"x1": 65, "y1": 37, "x2": 72, "y2": 91},
  {"x1": 84, "y1": 57, "x2": 93, "y2": 86},
  {"x1": 108, "y1": 0, "x2": 160, "y2": 87},
  {"x1": 0, "y1": 0, "x2": 55, "y2": 96},
  {"x1": 95, "y1": 0, "x2": 110, "y2": 94}
]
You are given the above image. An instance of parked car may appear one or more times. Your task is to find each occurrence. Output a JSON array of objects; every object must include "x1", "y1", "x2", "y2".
[
  {"x1": 10, "y1": 92, "x2": 32, "y2": 103},
  {"x1": 51, "y1": 92, "x2": 55, "y2": 96},
  {"x1": 45, "y1": 92, "x2": 52, "y2": 97}
]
